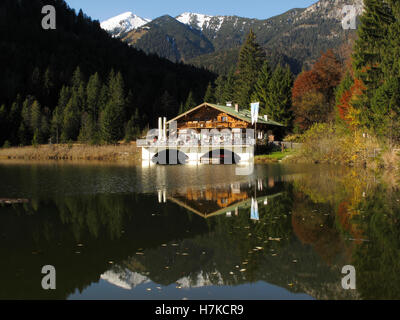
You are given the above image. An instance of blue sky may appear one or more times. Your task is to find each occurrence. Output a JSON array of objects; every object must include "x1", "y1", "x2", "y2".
[{"x1": 64, "y1": 0, "x2": 317, "y2": 22}]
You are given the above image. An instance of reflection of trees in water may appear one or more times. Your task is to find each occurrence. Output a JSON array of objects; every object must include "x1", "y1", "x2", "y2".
[
  {"x1": 291, "y1": 167, "x2": 400, "y2": 299},
  {"x1": 351, "y1": 184, "x2": 400, "y2": 299},
  {"x1": 0, "y1": 193, "x2": 209, "y2": 299},
  {"x1": 291, "y1": 192, "x2": 346, "y2": 266},
  {"x1": 5, "y1": 193, "x2": 130, "y2": 244}
]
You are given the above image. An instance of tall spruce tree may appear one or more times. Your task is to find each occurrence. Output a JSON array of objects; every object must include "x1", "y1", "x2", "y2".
[
  {"x1": 352, "y1": 0, "x2": 395, "y2": 130},
  {"x1": 204, "y1": 82, "x2": 215, "y2": 103},
  {"x1": 214, "y1": 74, "x2": 226, "y2": 104},
  {"x1": 222, "y1": 69, "x2": 236, "y2": 104},
  {"x1": 265, "y1": 65, "x2": 294, "y2": 128},
  {"x1": 86, "y1": 73, "x2": 102, "y2": 122},
  {"x1": 353, "y1": 0, "x2": 394, "y2": 89},
  {"x1": 184, "y1": 91, "x2": 196, "y2": 112},
  {"x1": 251, "y1": 61, "x2": 272, "y2": 112},
  {"x1": 101, "y1": 71, "x2": 126, "y2": 143},
  {"x1": 158, "y1": 90, "x2": 178, "y2": 119},
  {"x1": 61, "y1": 95, "x2": 81, "y2": 142},
  {"x1": 352, "y1": 0, "x2": 400, "y2": 143},
  {"x1": 235, "y1": 30, "x2": 265, "y2": 108},
  {"x1": 51, "y1": 86, "x2": 70, "y2": 144}
]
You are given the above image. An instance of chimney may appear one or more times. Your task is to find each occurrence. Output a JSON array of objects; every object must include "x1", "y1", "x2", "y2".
[
  {"x1": 163, "y1": 117, "x2": 167, "y2": 140},
  {"x1": 158, "y1": 117, "x2": 162, "y2": 139},
  {"x1": 235, "y1": 104, "x2": 239, "y2": 112},
  {"x1": 264, "y1": 115, "x2": 269, "y2": 121}
]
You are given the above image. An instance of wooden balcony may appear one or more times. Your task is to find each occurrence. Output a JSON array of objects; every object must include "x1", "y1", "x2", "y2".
[{"x1": 181, "y1": 121, "x2": 248, "y2": 130}]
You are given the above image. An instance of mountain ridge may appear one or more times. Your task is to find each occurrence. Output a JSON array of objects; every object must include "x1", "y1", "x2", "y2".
[{"x1": 101, "y1": 0, "x2": 364, "y2": 73}]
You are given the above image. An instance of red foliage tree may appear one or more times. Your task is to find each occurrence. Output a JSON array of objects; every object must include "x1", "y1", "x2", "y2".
[
  {"x1": 292, "y1": 50, "x2": 343, "y2": 130},
  {"x1": 292, "y1": 70, "x2": 320, "y2": 102}
]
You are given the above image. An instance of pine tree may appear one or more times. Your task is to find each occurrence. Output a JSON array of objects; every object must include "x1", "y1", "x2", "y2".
[
  {"x1": 40, "y1": 108, "x2": 50, "y2": 144},
  {"x1": 101, "y1": 71, "x2": 126, "y2": 143},
  {"x1": 86, "y1": 73, "x2": 102, "y2": 121},
  {"x1": 178, "y1": 103, "x2": 184, "y2": 115},
  {"x1": 222, "y1": 69, "x2": 236, "y2": 104},
  {"x1": 203, "y1": 82, "x2": 214, "y2": 103},
  {"x1": 184, "y1": 91, "x2": 196, "y2": 112},
  {"x1": 78, "y1": 112, "x2": 95, "y2": 144},
  {"x1": 353, "y1": 0, "x2": 394, "y2": 89},
  {"x1": 30, "y1": 100, "x2": 42, "y2": 134},
  {"x1": 351, "y1": 0, "x2": 400, "y2": 142},
  {"x1": 21, "y1": 96, "x2": 35, "y2": 132},
  {"x1": 52, "y1": 86, "x2": 71, "y2": 144},
  {"x1": 18, "y1": 122, "x2": 29, "y2": 146},
  {"x1": 214, "y1": 74, "x2": 226, "y2": 104},
  {"x1": 159, "y1": 90, "x2": 178, "y2": 118},
  {"x1": 61, "y1": 96, "x2": 81, "y2": 142},
  {"x1": 251, "y1": 61, "x2": 272, "y2": 112},
  {"x1": 264, "y1": 65, "x2": 294, "y2": 129},
  {"x1": 71, "y1": 66, "x2": 85, "y2": 91},
  {"x1": 99, "y1": 83, "x2": 109, "y2": 112},
  {"x1": 235, "y1": 30, "x2": 265, "y2": 108},
  {"x1": 124, "y1": 116, "x2": 140, "y2": 142}
]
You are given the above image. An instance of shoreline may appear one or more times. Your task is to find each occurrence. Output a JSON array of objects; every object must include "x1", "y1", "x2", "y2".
[
  {"x1": 0, "y1": 143, "x2": 141, "y2": 163},
  {"x1": 0, "y1": 143, "x2": 294, "y2": 165}
]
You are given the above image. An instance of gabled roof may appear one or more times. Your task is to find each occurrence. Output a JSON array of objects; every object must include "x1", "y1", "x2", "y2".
[
  {"x1": 169, "y1": 192, "x2": 283, "y2": 219},
  {"x1": 167, "y1": 102, "x2": 284, "y2": 127}
]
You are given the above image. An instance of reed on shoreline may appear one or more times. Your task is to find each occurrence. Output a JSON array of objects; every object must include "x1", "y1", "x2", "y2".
[{"x1": 0, "y1": 143, "x2": 141, "y2": 163}]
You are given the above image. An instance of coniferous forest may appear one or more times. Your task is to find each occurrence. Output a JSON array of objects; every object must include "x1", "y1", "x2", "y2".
[
  {"x1": 2, "y1": 0, "x2": 400, "y2": 167},
  {"x1": 0, "y1": 0, "x2": 215, "y2": 146}
]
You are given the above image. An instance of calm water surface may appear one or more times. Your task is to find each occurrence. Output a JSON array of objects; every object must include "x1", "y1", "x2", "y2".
[{"x1": 0, "y1": 161, "x2": 398, "y2": 300}]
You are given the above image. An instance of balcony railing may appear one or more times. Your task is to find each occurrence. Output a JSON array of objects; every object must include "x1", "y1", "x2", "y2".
[
  {"x1": 137, "y1": 137, "x2": 256, "y2": 147},
  {"x1": 183, "y1": 121, "x2": 247, "y2": 129}
]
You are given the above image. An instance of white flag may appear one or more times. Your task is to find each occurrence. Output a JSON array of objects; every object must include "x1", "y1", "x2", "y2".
[
  {"x1": 251, "y1": 102, "x2": 259, "y2": 125},
  {"x1": 251, "y1": 198, "x2": 259, "y2": 221}
]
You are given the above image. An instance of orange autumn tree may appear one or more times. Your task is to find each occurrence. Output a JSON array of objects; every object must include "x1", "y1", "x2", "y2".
[
  {"x1": 335, "y1": 67, "x2": 366, "y2": 129},
  {"x1": 292, "y1": 50, "x2": 342, "y2": 131}
]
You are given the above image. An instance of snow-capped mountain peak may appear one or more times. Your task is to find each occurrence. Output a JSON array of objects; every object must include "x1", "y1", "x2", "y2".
[
  {"x1": 176, "y1": 12, "x2": 225, "y2": 31},
  {"x1": 101, "y1": 12, "x2": 151, "y2": 37}
]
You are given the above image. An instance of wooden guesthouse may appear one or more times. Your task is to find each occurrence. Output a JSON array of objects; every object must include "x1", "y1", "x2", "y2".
[
  {"x1": 139, "y1": 102, "x2": 285, "y2": 164},
  {"x1": 167, "y1": 102, "x2": 284, "y2": 139}
]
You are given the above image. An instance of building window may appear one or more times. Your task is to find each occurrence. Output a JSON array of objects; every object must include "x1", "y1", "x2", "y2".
[{"x1": 222, "y1": 116, "x2": 228, "y2": 122}]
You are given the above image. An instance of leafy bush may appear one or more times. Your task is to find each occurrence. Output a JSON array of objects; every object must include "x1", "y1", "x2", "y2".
[
  {"x1": 284, "y1": 134, "x2": 302, "y2": 143},
  {"x1": 293, "y1": 123, "x2": 381, "y2": 165}
]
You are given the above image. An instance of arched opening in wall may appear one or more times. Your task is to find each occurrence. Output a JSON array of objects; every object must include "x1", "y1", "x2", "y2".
[
  {"x1": 152, "y1": 150, "x2": 189, "y2": 165},
  {"x1": 200, "y1": 149, "x2": 241, "y2": 164}
]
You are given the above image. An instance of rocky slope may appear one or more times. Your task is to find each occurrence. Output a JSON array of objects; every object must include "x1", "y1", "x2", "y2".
[{"x1": 102, "y1": 0, "x2": 364, "y2": 73}]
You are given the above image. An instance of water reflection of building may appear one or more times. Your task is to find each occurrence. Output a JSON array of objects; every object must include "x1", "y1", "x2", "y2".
[{"x1": 163, "y1": 179, "x2": 283, "y2": 219}]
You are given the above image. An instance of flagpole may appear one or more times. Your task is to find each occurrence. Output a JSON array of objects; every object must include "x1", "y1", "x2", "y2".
[
  {"x1": 255, "y1": 121, "x2": 257, "y2": 145},
  {"x1": 251, "y1": 102, "x2": 259, "y2": 147}
]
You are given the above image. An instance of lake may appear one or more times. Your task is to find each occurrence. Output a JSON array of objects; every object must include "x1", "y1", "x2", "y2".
[{"x1": 0, "y1": 161, "x2": 398, "y2": 300}]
